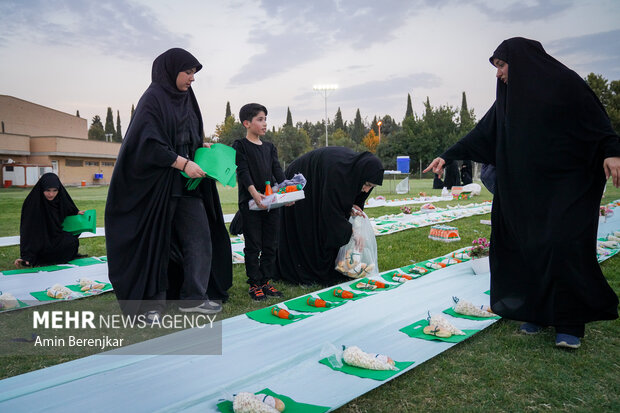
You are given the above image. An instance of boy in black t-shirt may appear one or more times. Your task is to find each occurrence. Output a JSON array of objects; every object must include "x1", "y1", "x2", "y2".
[{"x1": 232, "y1": 103, "x2": 285, "y2": 300}]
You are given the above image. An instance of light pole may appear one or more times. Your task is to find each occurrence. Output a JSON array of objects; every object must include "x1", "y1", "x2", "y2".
[
  {"x1": 377, "y1": 120, "x2": 382, "y2": 142},
  {"x1": 313, "y1": 84, "x2": 338, "y2": 147}
]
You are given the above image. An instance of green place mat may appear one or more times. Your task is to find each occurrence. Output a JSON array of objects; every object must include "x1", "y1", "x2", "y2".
[
  {"x1": 181, "y1": 144, "x2": 237, "y2": 188},
  {"x1": 66, "y1": 281, "x2": 113, "y2": 294},
  {"x1": 0, "y1": 299, "x2": 29, "y2": 311},
  {"x1": 318, "y1": 357, "x2": 414, "y2": 381},
  {"x1": 2, "y1": 264, "x2": 73, "y2": 275},
  {"x1": 398, "y1": 261, "x2": 433, "y2": 277},
  {"x1": 317, "y1": 288, "x2": 371, "y2": 303},
  {"x1": 379, "y1": 270, "x2": 418, "y2": 283},
  {"x1": 484, "y1": 290, "x2": 490, "y2": 295},
  {"x1": 67, "y1": 257, "x2": 105, "y2": 266},
  {"x1": 399, "y1": 319, "x2": 479, "y2": 343},
  {"x1": 443, "y1": 307, "x2": 501, "y2": 321},
  {"x1": 374, "y1": 220, "x2": 398, "y2": 225},
  {"x1": 285, "y1": 295, "x2": 346, "y2": 313},
  {"x1": 30, "y1": 288, "x2": 84, "y2": 301},
  {"x1": 62, "y1": 209, "x2": 97, "y2": 235},
  {"x1": 97, "y1": 256, "x2": 108, "y2": 262},
  {"x1": 217, "y1": 387, "x2": 330, "y2": 413},
  {"x1": 246, "y1": 305, "x2": 313, "y2": 325},
  {"x1": 348, "y1": 277, "x2": 400, "y2": 292}
]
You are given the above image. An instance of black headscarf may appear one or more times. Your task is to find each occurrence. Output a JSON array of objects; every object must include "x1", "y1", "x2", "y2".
[
  {"x1": 20, "y1": 173, "x2": 78, "y2": 265},
  {"x1": 440, "y1": 37, "x2": 619, "y2": 326},
  {"x1": 276, "y1": 147, "x2": 384, "y2": 286},
  {"x1": 105, "y1": 48, "x2": 232, "y2": 315}
]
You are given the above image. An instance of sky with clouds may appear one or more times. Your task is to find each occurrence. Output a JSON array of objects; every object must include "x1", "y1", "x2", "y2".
[{"x1": 1, "y1": 0, "x2": 619, "y2": 137}]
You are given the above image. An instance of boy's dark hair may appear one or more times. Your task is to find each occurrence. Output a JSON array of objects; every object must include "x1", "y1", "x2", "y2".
[{"x1": 239, "y1": 103, "x2": 267, "y2": 123}]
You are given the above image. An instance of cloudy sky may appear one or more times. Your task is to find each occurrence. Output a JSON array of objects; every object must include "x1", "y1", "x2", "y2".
[{"x1": 1, "y1": 0, "x2": 619, "y2": 137}]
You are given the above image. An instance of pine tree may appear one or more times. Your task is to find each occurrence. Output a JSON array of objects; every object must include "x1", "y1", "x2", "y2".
[
  {"x1": 371, "y1": 116, "x2": 379, "y2": 134},
  {"x1": 424, "y1": 97, "x2": 432, "y2": 118},
  {"x1": 88, "y1": 115, "x2": 105, "y2": 141},
  {"x1": 286, "y1": 107, "x2": 293, "y2": 126},
  {"x1": 225, "y1": 101, "x2": 232, "y2": 120},
  {"x1": 458, "y1": 92, "x2": 475, "y2": 135},
  {"x1": 131, "y1": 104, "x2": 135, "y2": 120},
  {"x1": 351, "y1": 109, "x2": 365, "y2": 144},
  {"x1": 115, "y1": 110, "x2": 122, "y2": 141},
  {"x1": 334, "y1": 107, "x2": 344, "y2": 130},
  {"x1": 104, "y1": 107, "x2": 115, "y2": 141},
  {"x1": 405, "y1": 93, "x2": 414, "y2": 120}
]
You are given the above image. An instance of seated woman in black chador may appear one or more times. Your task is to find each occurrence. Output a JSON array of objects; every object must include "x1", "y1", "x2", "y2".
[
  {"x1": 14, "y1": 173, "x2": 83, "y2": 268},
  {"x1": 276, "y1": 147, "x2": 384, "y2": 286}
]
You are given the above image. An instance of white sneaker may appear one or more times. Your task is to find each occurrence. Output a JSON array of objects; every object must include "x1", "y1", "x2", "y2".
[
  {"x1": 178, "y1": 300, "x2": 221, "y2": 314},
  {"x1": 144, "y1": 310, "x2": 161, "y2": 325}
]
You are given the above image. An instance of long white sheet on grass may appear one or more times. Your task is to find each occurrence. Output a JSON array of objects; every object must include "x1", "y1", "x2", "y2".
[
  {"x1": 0, "y1": 214, "x2": 237, "y2": 248},
  {"x1": 364, "y1": 194, "x2": 454, "y2": 207},
  {"x1": 371, "y1": 202, "x2": 492, "y2": 236},
  {"x1": 0, "y1": 261, "x2": 497, "y2": 412}
]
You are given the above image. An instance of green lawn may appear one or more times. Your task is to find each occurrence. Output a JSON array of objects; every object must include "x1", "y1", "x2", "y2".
[{"x1": 0, "y1": 180, "x2": 619, "y2": 412}]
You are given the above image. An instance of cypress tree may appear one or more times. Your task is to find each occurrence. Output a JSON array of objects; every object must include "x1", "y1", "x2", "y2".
[
  {"x1": 76, "y1": 110, "x2": 80, "y2": 117},
  {"x1": 104, "y1": 107, "x2": 115, "y2": 141},
  {"x1": 405, "y1": 93, "x2": 414, "y2": 120},
  {"x1": 131, "y1": 104, "x2": 135, "y2": 120},
  {"x1": 334, "y1": 107, "x2": 344, "y2": 130},
  {"x1": 371, "y1": 115, "x2": 379, "y2": 134},
  {"x1": 115, "y1": 110, "x2": 122, "y2": 141},
  {"x1": 351, "y1": 109, "x2": 364, "y2": 144},
  {"x1": 225, "y1": 101, "x2": 232, "y2": 120},
  {"x1": 458, "y1": 91, "x2": 475, "y2": 134},
  {"x1": 286, "y1": 107, "x2": 293, "y2": 126}
]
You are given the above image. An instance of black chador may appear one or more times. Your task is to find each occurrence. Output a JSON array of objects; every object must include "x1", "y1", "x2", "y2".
[
  {"x1": 276, "y1": 147, "x2": 383, "y2": 286},
  {"x1": 440, "y1": 38, "x2": 619, "y2": 330}
]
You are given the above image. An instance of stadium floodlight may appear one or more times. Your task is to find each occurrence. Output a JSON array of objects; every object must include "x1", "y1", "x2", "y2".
[{"x1": 313, "y1": 84, "x2": 338, "y2": 147}]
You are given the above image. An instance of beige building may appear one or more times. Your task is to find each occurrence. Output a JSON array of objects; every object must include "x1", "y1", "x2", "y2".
[{"x1": 0, "y1": 95, "x2": 121, "y2": 186}]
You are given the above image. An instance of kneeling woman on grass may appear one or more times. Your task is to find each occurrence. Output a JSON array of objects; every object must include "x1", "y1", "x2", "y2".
[
  {"x1": 15, "y1": 173, "x2": 84, "y2": 268},
  {"x1": 276, "y1": 147, "x2": 384, "y2": 286}
]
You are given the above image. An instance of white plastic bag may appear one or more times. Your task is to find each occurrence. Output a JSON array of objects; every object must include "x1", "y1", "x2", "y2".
[{"x1": 335, "y1": 216, "x2": 379, "y2": 278}]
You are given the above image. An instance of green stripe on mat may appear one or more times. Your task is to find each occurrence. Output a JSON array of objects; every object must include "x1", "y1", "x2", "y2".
[
  {"x1": 318, "y1": 357, "x2": 414, "y2": 381},
  {"x1": 399, "y1": 319, "x2": 479, "y2": 343},
  {"x1": 284, "y1": 295, "x2": 346, "y2": 313},
  {"x1": 216, "y1": 387, "x2": 330, "y2": 412},
  {"x1": 67, "y1": 257, "x2": 105, "y2": 266},
  {"x1": 246, "y1": 305, "x2": 313, "y2": 325},
  {"x1": 2, "y1": 265, "x2": 72, "y2": 275},
  {"x1": 442, "y1": 307, "x2": 501, "y2": 321}
]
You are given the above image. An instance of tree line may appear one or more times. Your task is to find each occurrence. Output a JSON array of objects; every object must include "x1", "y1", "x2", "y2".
[{"x1": 86, "y1": 73, "x2": 619, "y2": 172}]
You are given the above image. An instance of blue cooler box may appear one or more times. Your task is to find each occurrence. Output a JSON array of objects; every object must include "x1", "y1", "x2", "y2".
[{"x1": 397, "y1": 156, "x2": 410, "y2": 173}]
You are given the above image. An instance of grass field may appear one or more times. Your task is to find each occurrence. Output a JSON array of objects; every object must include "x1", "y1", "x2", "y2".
[{"x1": 0, "y1": 180, "x2": 619, "y2": 412}]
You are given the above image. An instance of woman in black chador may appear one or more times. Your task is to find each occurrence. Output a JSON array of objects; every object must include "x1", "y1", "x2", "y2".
[
  {"x1": 105, "y1": 48, "x2": 232, "y2": 320},
  {"x1": 276, "y1": 147, "x2": 384, "y2": 286},
  {"x1": 425, "y1": 37, "x2": 620, "y2": 349},
  {"x1": 442, "y1": 161, "x2": 460, "y2": 189},
  {"x1": 460, "y1": 160, "x2": 473, "y2": 185},
  {"x1": 14, "y1": 173, "x2": 83, "y2": 268}
]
